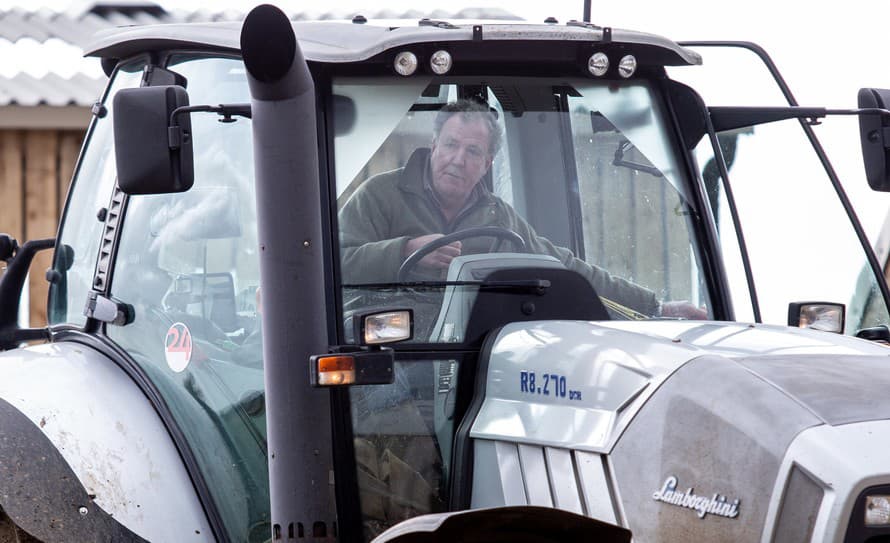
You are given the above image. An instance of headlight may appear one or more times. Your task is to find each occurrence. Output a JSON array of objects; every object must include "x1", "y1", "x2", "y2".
[
  {"x1": 357, "y1": 309, "x2": 413, "y2": 345},
  {"x1": 865, "y1": 495, "x2": 890, "y2": 526},
  {"x1": 787, "y1": 301, "x2": 845, "y2": 334},
  {"x1": 846, "y1": 484, "x2": 890, "y2": 541}
]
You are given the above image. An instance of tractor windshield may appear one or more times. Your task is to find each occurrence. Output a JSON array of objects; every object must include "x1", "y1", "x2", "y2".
[
  {"x1": 334, "y1": 77, "x2": 713, "y2": 342},
  {"x1": 332, "y1": 75, "x2": 713, "y2": 539}
]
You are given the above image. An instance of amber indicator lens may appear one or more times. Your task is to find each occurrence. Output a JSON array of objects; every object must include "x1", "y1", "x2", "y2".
[{"x1": 315, "y1": 355, "x2": 356, "y2": 386}]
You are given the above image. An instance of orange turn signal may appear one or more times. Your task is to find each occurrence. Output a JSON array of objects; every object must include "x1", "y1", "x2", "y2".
[{"x1": 315, "y1": 355, "x2": 356, "y2": 386}]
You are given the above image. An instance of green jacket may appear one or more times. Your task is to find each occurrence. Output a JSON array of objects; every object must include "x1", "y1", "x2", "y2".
[{"x1": 339, "y1": 149, "x2": 659, "y2": 315}]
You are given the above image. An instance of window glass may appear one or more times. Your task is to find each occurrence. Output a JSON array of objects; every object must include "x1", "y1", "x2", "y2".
[
  {"x1": 352, "y1": 357, "x2": 458, "y2": 541},
  {"x1": 335, "y1": 77, "x2": 433, "y2": 200},
  {"x1": 48, "y1": 60, "x2": 145, "y2": 325},
  {"x1": 333, "y1": 76, "x2": 713, "y2": 539},
  {"x1": 335, "y1": 77, "x2": 712, "y2": 343},
  {"x1": 704, "y1": 120, "x2": 890, "y2": 331},
  {"x1": 692, "y1": 133, "x2": 756, "y2": 322},
  {"x1": 568, "y1": 82, "x2": 708, "y2": 307},
  {"x1": 106, "y1": 56, "x2": 268, "y2": 542},
  {"x1": 672, "y1": 45, "x2": 890, "y2": 332},
  {"x1": 668, "y1": 46, "x2": 790, "y2": 107}
]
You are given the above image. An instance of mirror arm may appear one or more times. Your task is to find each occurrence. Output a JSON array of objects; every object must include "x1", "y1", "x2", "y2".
[
  {"x1": 709, "y1": 106, "x2": 827, "y2": 132},
  {"x1": 0, "y1": 238, "x2": 55, "y2": 350},
  {"x1": 710, "y1": 106, "x2": 890, "y2": 134},
  {"x1": 168, "y1": 103, "x2": 252, "y2": 149},
  {"x1": 824, "y1": 108, "x2": 890, "y2": 142},
  {"x1": 825, "y1": 107, "x2": 890, "y2": 118}
]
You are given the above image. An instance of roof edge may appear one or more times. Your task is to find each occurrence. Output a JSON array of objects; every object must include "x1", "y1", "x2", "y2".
[{"x1": 85, "y1": 21, "x2": 702, "y2": 66}]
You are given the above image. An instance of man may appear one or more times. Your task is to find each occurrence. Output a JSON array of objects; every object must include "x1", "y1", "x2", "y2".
[{"x1": 339, "y1": 100, "x2": 705, "y2": 318}]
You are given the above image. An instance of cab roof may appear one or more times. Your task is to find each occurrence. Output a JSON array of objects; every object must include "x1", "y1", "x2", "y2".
[{"x1": 84, "y1": 20, "x2": 702, "y2": 67}]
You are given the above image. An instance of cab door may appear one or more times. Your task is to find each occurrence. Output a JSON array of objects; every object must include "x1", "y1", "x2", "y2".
[{"x1": 669, "y1": 43, "x2": 890, "y2": 332}]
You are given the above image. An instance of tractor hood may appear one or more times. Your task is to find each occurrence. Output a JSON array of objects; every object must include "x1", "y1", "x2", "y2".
[{"x1": 469, "y1": 320, "x2": 890, "y2": 452}]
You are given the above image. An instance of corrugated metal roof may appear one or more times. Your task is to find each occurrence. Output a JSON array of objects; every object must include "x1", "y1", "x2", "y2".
[
  {"x1": 1, "y1": 3, "x2": 520, "y2": 46},
  {"x1": 0, "y1": 2, "x2": 521, "y2": 107},
  {"x1": 0, "y1": 72, "x2": 105, "y2": 106}
]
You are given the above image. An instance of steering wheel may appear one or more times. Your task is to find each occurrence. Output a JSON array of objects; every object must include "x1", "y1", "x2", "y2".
[{"x1": 397, "y1": 226, "x2": 526, "y2": 282}]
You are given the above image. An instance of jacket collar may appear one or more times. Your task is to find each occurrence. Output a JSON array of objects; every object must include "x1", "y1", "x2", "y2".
[{"x1": 397, "y1": 147, "x2": 433, "y2": 196}]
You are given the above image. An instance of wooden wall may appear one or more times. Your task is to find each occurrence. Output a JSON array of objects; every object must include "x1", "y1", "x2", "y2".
[{"x1": 0, "y1": 129, "x2": 84, "y2": 327}]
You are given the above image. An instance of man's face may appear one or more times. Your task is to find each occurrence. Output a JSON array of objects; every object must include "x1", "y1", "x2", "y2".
[{"x1": 430, "y1": 115, "x2": 493, "y2": 209}]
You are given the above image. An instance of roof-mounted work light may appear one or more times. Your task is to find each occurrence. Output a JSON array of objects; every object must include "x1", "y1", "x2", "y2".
[
  {"x1": 430, "y1": 50, "x2": 453, "y2": 75},
  {"x1": 394, "y1": 51, "x2": 418, "y2": 76},
  {"x1": 618, "y1": 55, "x2": 637, "y2": 78},
  {"x1": 588, "y1": 52, "x2": 609, "y2": 76}
]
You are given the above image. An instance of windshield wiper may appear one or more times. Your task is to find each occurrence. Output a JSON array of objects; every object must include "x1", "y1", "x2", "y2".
[
  {"x1": 613, "y1": 139, "x2": 664, "y2": 178},
  {"x1": 343, "y1": 279, "x2": 551, "y2": 294}
]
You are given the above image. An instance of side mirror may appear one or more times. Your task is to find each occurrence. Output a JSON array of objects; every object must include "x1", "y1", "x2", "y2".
[
  {"x1": 0, "y1": 234, "x2": 18, "y2": 261},
  {"x1": 856, "y1": 325, "x2": 890, "y2": 344},
  {"x1": 0, "y1": 235, "x2": 54, "y2": 349},
  {"x1": 858, "y1": 88, "x2": 890, "y2": 191},
  {"x1": 332, "y1": 94, "x2": 357, "y2": 136},
  {"x1": 113, "y1": 85, "x2": 194, "y2": 195}
]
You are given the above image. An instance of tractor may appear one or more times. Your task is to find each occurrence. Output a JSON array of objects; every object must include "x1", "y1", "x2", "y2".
[{"x1": 3, "y1": 4, "x2": 890, "y2": 542}]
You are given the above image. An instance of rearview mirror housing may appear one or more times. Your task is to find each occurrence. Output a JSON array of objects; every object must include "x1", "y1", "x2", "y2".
[
  {"x1": 113, "y1": 85, "x2": 194, "y2": 195},
  {"x1": 858, "y1": 88, "x2": 890, "y2": 191}
]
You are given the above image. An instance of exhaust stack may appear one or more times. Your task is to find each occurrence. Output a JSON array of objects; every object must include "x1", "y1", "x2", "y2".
[{"x1": 241, "y1": 5, "x2": 335, "y2": 540}]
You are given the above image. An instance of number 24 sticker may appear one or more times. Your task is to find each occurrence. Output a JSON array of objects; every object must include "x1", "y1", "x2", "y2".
[{"x1": 165, "y1": 322, "x2": 192, "y2": 373}]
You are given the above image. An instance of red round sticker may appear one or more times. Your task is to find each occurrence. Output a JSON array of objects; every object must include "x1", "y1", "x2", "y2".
[{"x1": 165, "y1": 322, "x2": 192, "y2": 372}]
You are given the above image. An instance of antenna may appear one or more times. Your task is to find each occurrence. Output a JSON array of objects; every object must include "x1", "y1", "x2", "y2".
[{"x1": 583, "y1": 0, "x2": 591, "y2": 22}]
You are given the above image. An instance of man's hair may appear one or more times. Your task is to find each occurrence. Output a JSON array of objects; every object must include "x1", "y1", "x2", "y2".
[{"x1": 433, "y1": 99, "x2": 502, "y2": 156}]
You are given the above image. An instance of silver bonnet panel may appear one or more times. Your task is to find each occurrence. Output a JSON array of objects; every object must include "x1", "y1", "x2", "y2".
[
  {"x1": 468, "y1": 321, "x2": 704, "y2": 452},
  {"x1": 735, "y1": 355, "x2": 890, "y2": 425},
  {"x1": 609, "y1": 356, "x2": 821, "y2": 543}
]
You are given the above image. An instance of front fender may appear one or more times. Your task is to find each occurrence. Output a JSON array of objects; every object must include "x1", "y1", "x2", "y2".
[
  {"x1": 0, "y1": 341, "x2": 212, "y2": 541},
  {"x1": 0, "y1": 395, "x2": 145, "y2": 542}
]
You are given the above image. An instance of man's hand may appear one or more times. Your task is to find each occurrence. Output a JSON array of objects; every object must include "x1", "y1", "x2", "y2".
[
  {"x1": 660, "y1": 301, "x2": 708, "y2": 320},
  {"x1": 404, "y1": 234, "x2": 462, "y2": 270}
]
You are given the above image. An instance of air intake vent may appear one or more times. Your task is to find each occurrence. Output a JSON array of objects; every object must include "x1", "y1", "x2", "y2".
[{"x1": 772, "y1": 466, "x2": 823, "y2": 543}]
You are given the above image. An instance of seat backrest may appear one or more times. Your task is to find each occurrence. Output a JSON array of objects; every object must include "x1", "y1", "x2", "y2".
[{"x1": 204, "y1": 272, "x2": 239, "y2": 332}]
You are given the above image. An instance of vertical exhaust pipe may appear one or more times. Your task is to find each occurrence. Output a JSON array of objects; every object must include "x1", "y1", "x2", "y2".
[{"x1": 241, "y1": 5, "x2": 335, "y2": 541}]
